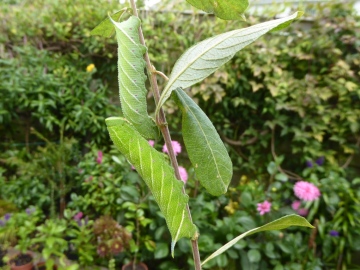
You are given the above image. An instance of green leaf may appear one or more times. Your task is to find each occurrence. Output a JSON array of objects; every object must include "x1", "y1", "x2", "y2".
[
  {"x1": 106, "y1": 117, "x2": 197, "y2": 256},
  {"x1": 201, "y1": 215, "x2": 314, "y2": 266},
  {"x1": 173, "y1": 88, "x2": 232, "y2": 196},
  {"x1": 215, "y1": 253, "x2": 228, "y2": 267},
  {"x1": 110, "y1": 16, "x2": 157, "y2": 139},
  {"x1": 111, "y1": 155, "x2": 123, "y2": 165},
  {"x1": 267, "y1": 161, "x2": 277, "y2": 175},
  {"x1": 275, "y1": 173, "x2": 288, "y2": 182},
  {"x1": 90, "y1": 9, "x2": 128, "y2": 37},
  {"x1": 240, "y1": 192, "x2": 252, "y2": 208},
  {"x1": 66, "y1": 265, "x2": 80, "y2": 270},
  {"x1": 186, "y1": 0, "x2": 249, "y2": 20},
  {"x1": 121, "y1": 186, "x2": 140, "y2": 199},
  {"x1": 155, "y1": 12, "x2": 303, "y2": 116},
  {"x1": 270, "y1": 11, "x2": 304, "y2": 32},
  {"x1": 247, "y1": 249, "x2": 261, "y2": 263},
  {"x1": 154, "y1": 243, "x2": 169, "y2": 259}
]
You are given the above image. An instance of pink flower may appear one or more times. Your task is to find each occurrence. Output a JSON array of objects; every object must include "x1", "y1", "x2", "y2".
[
  {"x1": 291, "y1": 200, "x2": 301, "y2": 210},
  {"x1": 257, "y1": 200, "x2": 271, "y2": 215},
  {"x1": 178, "y1": 166, "x2": 188, "y2": 183},
  {"x1": 148, "y1": 140, "x2": 155, "y2": 147},
  {"x1": 294, "y1": 181, "x2": 321, "y2": 201},
  {"x1": 297, "y1": 208, "x2": 308, "y2": 216},
  {"x1": 96, "y1": 151, "x2": 103, "y2": 164},
  {"x1": 74, "y1": 212, "x2": 83, "y2": 221},
  {"x1": 162, "y1": 141, "x2": 182, "y2": 156}
]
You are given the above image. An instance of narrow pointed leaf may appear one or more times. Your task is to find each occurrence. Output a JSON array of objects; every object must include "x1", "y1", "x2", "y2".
[
  {"x1": 110, "y1": 16, "x2": 157, "y2": 139},
  {"x1": 106, "y1": 117, "x2": 197, "y2": 255},
  {"x1": 155, "y1": 11, "x2": 303, "y2": 116},
  {"x1": 186, "y1": 0, "x2": 249, "y2": 20},
  {"x1": 90, "y1": 9, "x2": 128, "y2": 37},
  {"x1": 173, "y1": 88, "x2": 232, "y2": 196},
  {"x1": 202, "y1": 215, "x2": 314, "y2": 266}
]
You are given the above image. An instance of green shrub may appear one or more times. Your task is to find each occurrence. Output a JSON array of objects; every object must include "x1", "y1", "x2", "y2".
[
  {"x1": 0, "y1": 46, "x2": 117, "y2": 147},
  {"x1": 0, "y1": 1, "x2": 359, "y2": 269}
]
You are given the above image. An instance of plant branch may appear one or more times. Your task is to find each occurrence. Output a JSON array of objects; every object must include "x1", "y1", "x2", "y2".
[
  {"x1": 153, "y1": 66, "x2": 169, "y2": 81},
  {"x1": 134, "y1": 205, "x2": 140, "y2": 268},
  {"x1": 271, "y1": 127, "x2": 302, "y2": 181},
  {"x1": 341, "y1": 136, "x2": 360, "y2": 169},
  {"x1": 221, "y1": 130, "x2": 268, "y2": 146},
  {"x1": 129, "y1": 2, "x2": 201, "y2": 269}
]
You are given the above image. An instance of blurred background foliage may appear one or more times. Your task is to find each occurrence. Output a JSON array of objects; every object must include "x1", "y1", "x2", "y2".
[{"x1": 0, "y1": 0, "x2": 360, "y2": 269}]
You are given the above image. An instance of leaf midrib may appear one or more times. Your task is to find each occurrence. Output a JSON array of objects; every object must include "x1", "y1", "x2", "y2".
[{"x1": 163, "y1": 20, "x2": 279, "y2": 95}]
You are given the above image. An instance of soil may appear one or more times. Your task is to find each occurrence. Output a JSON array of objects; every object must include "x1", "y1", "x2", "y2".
[{"x1": 10, "y1": 253, "x2": 33, "y2": 266}]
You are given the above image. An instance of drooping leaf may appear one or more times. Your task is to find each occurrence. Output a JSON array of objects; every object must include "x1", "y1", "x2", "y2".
[
  {"x1": 90, "y1": 8, "x2": 128, "y2": 37},
  {"x1": 201, "y1": 215, "x2": 314, "y2": 266},
  {"x1": 110, "y1": 16, "x2": 157, "y2": 139},
  {"x1": 155, "y1": 11, "x2": 303, "y2": 116},
  {"x1": 186, "y1": 0, "x2": 248, "y2": 20},
  {"x1": 106, "y1": 117, "x2": 197, "y2": 256},
  {"x1": 173, "y1": 88, "x2": 232, "y2": 196}
]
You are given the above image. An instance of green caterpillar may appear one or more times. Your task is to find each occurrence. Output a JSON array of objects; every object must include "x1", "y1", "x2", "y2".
[
  {"x1": 106, "y1": 117, "x2": 197, "y2": 255},
  {"x1": 110, "y1": 16, "x2": 157, "y2": 139}
]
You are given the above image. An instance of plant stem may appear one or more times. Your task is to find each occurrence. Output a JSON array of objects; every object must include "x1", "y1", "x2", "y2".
[
  {"x1": 129, "y1": 2, "x2": 201, "y2": 269},
  {"x1": 134, "y1": 210, "x2": 140, "y2": 270}
]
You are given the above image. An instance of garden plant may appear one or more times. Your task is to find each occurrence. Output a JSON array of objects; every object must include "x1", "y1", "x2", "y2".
[
  {"x1": 1, "y1": 0, "x2": 359, "y2": 269},
  {"x1": 91, "y1": 0, "x2": 314, "y2": 269}
]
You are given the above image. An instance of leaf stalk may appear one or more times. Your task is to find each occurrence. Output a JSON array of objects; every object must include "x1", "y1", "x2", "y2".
[{"x1": 128, "y1": 1, "x2": 201, "y2": 269}]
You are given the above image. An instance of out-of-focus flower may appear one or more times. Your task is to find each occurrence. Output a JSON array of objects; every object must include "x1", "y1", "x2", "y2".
[
  {"x1": 96, "y1": 151, "x2": 103, "y2": 164},
  {"x1": 291, "y1": 201, "x2": 301, "y2": 210},
  {"x1": 306, "y1": 160, "x2": 313, "y2": 168},
  {"x1": 0, "y1": 219, "x2": 5, "y2": 227},
  {"x1": 294, "y1": 181, "x2": 321, "y2": 201},
  {"x1": 225, "y1": 199, "x2": 239, "y2": 215},
  {"x1": 148, "y1": 140, "x2": 155, "y2": 147},
  {"x1": 74, "y1": 212, "x2": 84, "y2": 221},
  {"x1": 111, "y1": 239, "x2": 123, "y2": 255},
  {"x1": 178, "y1": 166, "x2": 188, "y2": 183},
  {"x1": 240, "y1": 175, "x2": 248, "y2": 185},
  {"x1": 97, "y1": 243, "x2": 109, "y2": 257},
  {"x1": 120, "y1": 230, "x2": 132, "y2": 248},
  {"x1": 257, "y1": 200, "x2": 271, "y2": 215},
  {"x1": 86, "y1": 63, "x2": 95, "y2": 72},
  {"x1": 113, "y1": 227, "x2": 122, "y2": 238},
  {"x1": 75, "y1": 214, "x2": 88, "y2": 227},
  {"x1": 329, "y1": 230, "x2": 339, "y2": 237},
  {"x1": 315, "y1": 157, "x2": 325, "y2": 166},
  {"x1": 4, "y1": 213, "x2": 11, "y2": 221},
  {"x1": 26, "y1": 207, "x2": 35, "y2": 215},
  {"x1": 162, "y1": 141, "x2": 182, "y2": 156},
  {"x1": 297, "y1": 208, "x2": 308, "y2": 216}
]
